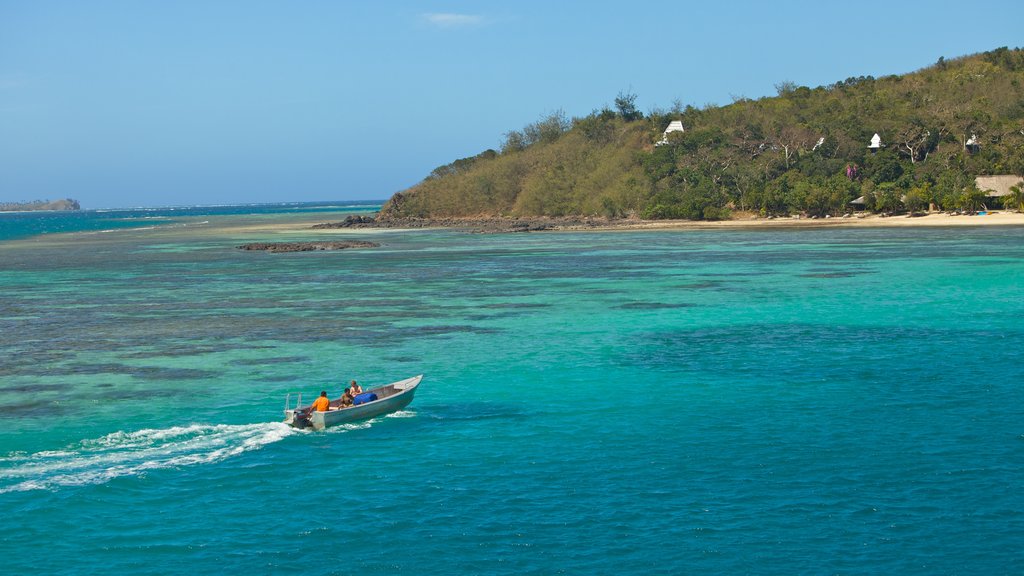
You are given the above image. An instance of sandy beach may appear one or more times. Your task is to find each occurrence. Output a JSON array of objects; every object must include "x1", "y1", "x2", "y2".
[
  {"x1": 600, "y1": 211, "x2": 1024, "y2": 230},
  {"x1": 231, "y1": 210, "x2": 1024, "y2": 237}
]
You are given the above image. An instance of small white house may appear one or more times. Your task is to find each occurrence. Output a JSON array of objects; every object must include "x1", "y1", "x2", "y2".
[
  {"x1": 966, "y1": 133, "x2": 980, "y2": 153},
  {"x1": 868, "y1": 133, "x2": 883, "y2": 151},
  {"x1": 656, "y1": 120, "x2": 685, "y2": 146}
]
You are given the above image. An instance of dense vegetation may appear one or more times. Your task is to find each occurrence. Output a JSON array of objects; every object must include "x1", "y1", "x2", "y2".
[
  {"x1": 382, "y1": 48, "x2": 1024, "y2": 220},
  {"x1": 0, "y1": 199, "x2": 81, "y2": 212}
]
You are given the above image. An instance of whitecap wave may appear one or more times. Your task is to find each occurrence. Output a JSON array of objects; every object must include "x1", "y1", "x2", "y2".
[{"x1": 0, "y1": 422, "x2": 294, "y2": 493}]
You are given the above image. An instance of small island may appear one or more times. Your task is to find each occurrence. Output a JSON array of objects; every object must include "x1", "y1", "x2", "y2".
[
  {"x1": 236, "y1": 240, "x2": 379, "y2": 253},
  {"x1": 0, "y1": 199, "x2": 81, "y2": 212}
]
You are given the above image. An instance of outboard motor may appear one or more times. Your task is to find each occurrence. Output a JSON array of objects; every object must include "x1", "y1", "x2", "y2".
[{"x1": 291, "y1": 411, "x2": 312, "y2": 429}]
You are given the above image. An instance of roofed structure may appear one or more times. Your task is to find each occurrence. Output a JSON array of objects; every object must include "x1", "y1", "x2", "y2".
[
  {"x1": 976, "y1": 175, "x2": 1023, "y2": 198},
  {"x1": 656, "y1": 120, "x2": 685, "y2": 146},
  {"x1": 966, "y1": 133, "x2": 980, "y2": 153},
  {"x1": 868, "y1": 133, "x2": 883, "y2": 149}
]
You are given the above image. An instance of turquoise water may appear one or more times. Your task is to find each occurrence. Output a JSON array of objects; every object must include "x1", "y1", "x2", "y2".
[
  {"x1": 1, "y1": 212, "x2": 1023, "y2": 574},
  {"x1": 0, "y1": 201, "x2": 379, "y2": 241}
]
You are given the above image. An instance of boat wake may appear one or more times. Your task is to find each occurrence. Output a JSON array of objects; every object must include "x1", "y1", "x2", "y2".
[
  {"x1": 0, "y1": 422, "x2": 295, "y2": 494},
  {"x1": 318, "y1": 410, "x2": 414, "y2": 434}
]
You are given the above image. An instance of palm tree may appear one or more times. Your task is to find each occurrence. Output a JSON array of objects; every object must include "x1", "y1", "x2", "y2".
[
  {"x1": 1005, "y1": 184, "x2": 1024, "y2": 212},
  {"x1": 958, "y1": 185, "x2": 987, "y2": 213}
]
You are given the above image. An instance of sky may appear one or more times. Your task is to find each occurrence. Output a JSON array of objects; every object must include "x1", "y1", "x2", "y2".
[{"x1": 1, "y1": 1, "x2": 1022, "y2": 209}]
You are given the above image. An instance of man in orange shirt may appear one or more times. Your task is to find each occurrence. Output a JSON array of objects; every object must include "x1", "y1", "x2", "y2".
[{"x1": 311, "y1": 390, "x2": 331, "y2": 412}]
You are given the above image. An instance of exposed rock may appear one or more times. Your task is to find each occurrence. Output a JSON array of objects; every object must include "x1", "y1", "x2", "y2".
[
  {"x1": 237, "y1": 241, "x2": 379, "y2": 253},
  {"x1": 311, "y1": 215, "x2": 377, "y2": 229},
  {"x1": 311, "y1": 215, "x2": 635, "y2": 234}
]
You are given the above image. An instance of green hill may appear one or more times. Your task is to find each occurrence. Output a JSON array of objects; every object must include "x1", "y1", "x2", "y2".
[
  {"x1": 381, "y1": 47, "x2": 1024, "y2": 220},
  {"x1": 0, "y1": 198, "x2": 81, "y2": 212}
]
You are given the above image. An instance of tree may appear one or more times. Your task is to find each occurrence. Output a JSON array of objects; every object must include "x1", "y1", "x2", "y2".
[
  {"x1": 501, "y1": 130, "x2": 527, "y2": 153},
  {"x1": 866, "y1": 151, "x2": 905, "y2": 184},
  {"x1": 874, "y1": 183, "x2": 903, "y2": 214},
  {"x1": 524, "y1": 110, "x2": 570, "y2": 145},
  {"x1": 933, "y1": 170, "x2": 972, "y2": 210},
  {"x1": 904, "y1": 184, "x2": 931, "y2": 215},
  {"x1": 957, "y1": 184, "x2": 988, "y2": 212},
  {"x1": 1004, "y1": 184, "x2": 1024, "y2": 211},
  {"x1": 615, "y1": 90, "x2": 643, "y2": 122},
  {"x1": 573, "y1": 113, "x2": 617, "y2": 144},
  {"x1": 896, "y1": 122, "x2": 939, "y2": 164},
  {"x1": 771, "y1": 123, "x2": 816, "y2": 170},
  {"x1": 774, "y1": 80, "x2": 797, "y2": 96}
]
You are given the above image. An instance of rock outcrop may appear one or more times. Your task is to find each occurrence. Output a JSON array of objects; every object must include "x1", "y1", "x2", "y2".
[
  {"x1": 237, "y1": 241, "x2": 379, "y2": 253},
  {"x1": 311, "y1": 215, "x2": 632, "y2": 233}
]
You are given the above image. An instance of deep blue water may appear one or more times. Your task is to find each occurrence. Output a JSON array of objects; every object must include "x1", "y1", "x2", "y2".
[
  {"x1": 1, "y1": 209, "x2": 1023, "y2": 575},
  {"x1": 0, "y1": 201, "x2": 380, "y2": 241}
]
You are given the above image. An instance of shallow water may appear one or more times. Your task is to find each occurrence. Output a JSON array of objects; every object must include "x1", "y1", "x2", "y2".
[{"x1": 1, "y1": 214, "x2": 1023, "y2": 574}]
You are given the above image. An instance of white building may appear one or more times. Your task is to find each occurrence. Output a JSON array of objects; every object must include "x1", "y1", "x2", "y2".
[
  {"x1": 966, "y1": 133, "x2": 980, "y2": 152},
  {"x1": 656, "y1": 120, "x2": 685, "y2": 146},
  {"x1": 868, "y1": 133, "x2": 883, "y2": 151}
]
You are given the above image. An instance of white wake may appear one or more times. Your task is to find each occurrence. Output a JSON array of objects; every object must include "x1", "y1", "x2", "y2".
[{"x1": 0, "y1": 422, "x2": 295, "y2": 493}]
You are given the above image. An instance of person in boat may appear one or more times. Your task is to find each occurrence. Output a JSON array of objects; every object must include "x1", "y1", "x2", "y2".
[
  {"x1": 310, "y1": 390, "x2": 331, "y2": 413},
  {"x1": 349, "y1": 380, "x2": 363, "y2": 395},
  {"x1": 339, "y1": 387, "x2": 355, "y2": 408}
]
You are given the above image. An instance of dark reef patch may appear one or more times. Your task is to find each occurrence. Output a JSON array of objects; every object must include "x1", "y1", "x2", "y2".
[
  {"x1": 252, "y1": 374, "x2": 299, "y2": 383},
  {"x1": 383, "y1": 356, "x2": 421, "y2": 363},
  {"x1": 799, "y1": 271, "x2": 861, "y2": 278},
  {"x1": 615, "y1": 302, "x2": 696, "y2": 310},
  {"x1": 481, "y1": 303, "x2": 552, "y2": 309},
  {"x1": 675, "y1": 281, "x2": 725, "y2": 290},
  {"x1": 119, "y1": 344, "x2": 242, "y2": 359},
  {"x1": 0, "y1": 382, "x2": 69, "y2": 394},
  {"x1": 229, "y1": 356, "x2": 309, "y2": 366},
  {"x1": 0, "y1": 401, "x2": 70, "y2": 419},
  {"x1": 61, "y1": 363, "x2": 219, "y2": 381}
]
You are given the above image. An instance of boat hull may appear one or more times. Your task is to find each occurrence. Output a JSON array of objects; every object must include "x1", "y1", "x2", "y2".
[{"x1": 284, "y1": 375, "x2": 422, "y2": 430}]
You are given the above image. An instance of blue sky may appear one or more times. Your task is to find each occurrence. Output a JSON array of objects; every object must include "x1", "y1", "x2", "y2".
[{"x1": 2, "y1": 1, "x2": 1021, "y2": 208}]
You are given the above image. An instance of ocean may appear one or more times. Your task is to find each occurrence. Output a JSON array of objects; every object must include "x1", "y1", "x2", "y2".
[{"x1": 1, "y1": 205, "x2": 1022, "y2": 574}]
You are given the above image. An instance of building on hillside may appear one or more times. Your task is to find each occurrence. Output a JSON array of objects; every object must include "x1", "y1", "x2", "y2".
[
  {"x1": 976, "y1": 175, "x2": 1023, "y2": 200},
  {"x1": 965, "y1": 134, "x2": 980, "y2": 153},
  {"x1": 867, "y1": 133, "x2": 883, "y2": 152},
  {"x1": 656, "y1": 120, "x2": 685, "y2": 146}
]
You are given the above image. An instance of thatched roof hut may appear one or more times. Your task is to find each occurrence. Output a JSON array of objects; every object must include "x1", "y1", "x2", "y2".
[{"x1": 975, "y1": 175, "x2": 1023, "y2": 198}]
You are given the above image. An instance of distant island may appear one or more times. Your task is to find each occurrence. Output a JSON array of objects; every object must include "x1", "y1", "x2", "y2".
[
  {"x1": 0, "y1": 199, "x2": 81, "y2": 212},
  {"x1": 380, "y1": 47, "x2": 1024, "y2": 222}
]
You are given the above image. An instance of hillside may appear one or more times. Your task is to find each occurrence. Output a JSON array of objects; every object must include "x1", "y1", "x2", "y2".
[{"x1": 381, "y1": 47, "x2": 1024, "y2": 220}]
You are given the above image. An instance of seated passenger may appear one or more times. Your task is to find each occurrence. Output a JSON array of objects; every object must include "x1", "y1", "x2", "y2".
[
  {"x1": 311, "y1": 391, "x2": 330, "y2": 412},
  {"x1": 339, "y1": 388, "x2": 354, "y2": 408},
  {"x1": 349, "y1": 380, "x2": 363, "y2": 395}
]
